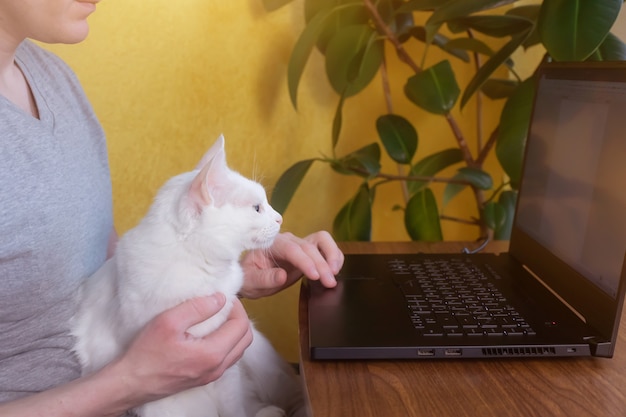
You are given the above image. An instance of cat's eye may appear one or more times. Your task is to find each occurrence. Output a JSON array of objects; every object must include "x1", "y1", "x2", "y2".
[{"x1": 253, "y1": 204, "x2": 261, "y2": 213}]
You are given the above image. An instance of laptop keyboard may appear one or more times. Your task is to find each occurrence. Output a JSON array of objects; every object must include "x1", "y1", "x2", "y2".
[{"x1": 389, "y1": 257, "x2": 536, "y2": 337}]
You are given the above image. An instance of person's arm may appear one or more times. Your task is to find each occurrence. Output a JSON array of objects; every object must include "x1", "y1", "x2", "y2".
[
  {"x1": 239, "y1": 231, "x2": 344, "y2": 299},
  {"x1": 0, "y1": 294, "x2": 252, "y2": 417}
]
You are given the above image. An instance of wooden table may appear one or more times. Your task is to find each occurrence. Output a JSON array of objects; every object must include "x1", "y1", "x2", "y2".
[{"x1": 298, "y1": 241, "x2": 626, "y2": 417}]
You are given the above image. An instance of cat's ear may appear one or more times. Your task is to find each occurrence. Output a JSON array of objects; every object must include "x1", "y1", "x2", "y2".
[
  {"x1": 187, "y1": 135, "x2": 229, "y2": 211},
  {"x1": 194, "y1": 134, "x2": 226, "y2": 170}
]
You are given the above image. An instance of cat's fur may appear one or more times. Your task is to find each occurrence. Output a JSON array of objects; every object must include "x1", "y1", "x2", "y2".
[{"x1": 71, "y1": 135, "x2": 305, "y2": 417}]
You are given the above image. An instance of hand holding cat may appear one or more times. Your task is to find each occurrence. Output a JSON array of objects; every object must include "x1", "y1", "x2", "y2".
[
  {"x1": 109, "y1": 293, "x2": 253, "y2": 403},
  {"x1": 239, "y1": 231, "x2": 344, "y2": 299}
]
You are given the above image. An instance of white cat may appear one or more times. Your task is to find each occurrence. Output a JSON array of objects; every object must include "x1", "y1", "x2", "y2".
[{"x1": 71, "y1": 135, "x2": 305, "y2": 417}]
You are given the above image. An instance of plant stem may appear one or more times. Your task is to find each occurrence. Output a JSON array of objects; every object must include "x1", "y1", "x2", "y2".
[
  {"x1": 440, "y1": 214, "x2": 480, "y2": 226},
  {"x1": 342, "y1": 165, "x2": 478, "y2": 186},
  {"x1": 362, "y1": 0, "x2": 420, "y2": 74},
  {"x1": 476, "y1": 126, "x2": 499, "y2": 166},
  {"x1": 362, "y1": 0, "x2": 484, "y2": 236},
  {"x1": 362, "y1": 0, "x2": 475, "y2": 168}
]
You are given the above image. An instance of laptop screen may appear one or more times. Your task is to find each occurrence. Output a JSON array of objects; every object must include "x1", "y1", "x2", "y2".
[{"x1": 513, "y1": 63, "x2": 626, "y2": 299}]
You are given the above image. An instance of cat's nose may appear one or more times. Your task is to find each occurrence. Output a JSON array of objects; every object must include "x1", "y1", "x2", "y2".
[{"x1": 276, "y1": 214, "x2": 283, "y2": 225}]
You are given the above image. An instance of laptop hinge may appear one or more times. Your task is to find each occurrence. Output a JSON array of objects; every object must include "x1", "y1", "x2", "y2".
[{"x1": 585, "y1": 337, "x2": 612, "y2": 357}]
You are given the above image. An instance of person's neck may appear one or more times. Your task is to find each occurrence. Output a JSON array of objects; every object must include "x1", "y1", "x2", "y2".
[
  {"x1": 0, "y1": 37, "x2": 21, "y2": 77},
  {"x1": 0, "y1": 38, "x2": 39, "y2": 118}
]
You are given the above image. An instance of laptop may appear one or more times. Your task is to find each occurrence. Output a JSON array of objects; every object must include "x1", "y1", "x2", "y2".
[{"x1": 306, "y1": 61, "x2": 626, "y2": 360}]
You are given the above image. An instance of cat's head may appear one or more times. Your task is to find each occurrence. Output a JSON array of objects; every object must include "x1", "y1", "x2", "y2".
[{"x1": 168, "y1": 135, "x2": 282, "y2": 256}]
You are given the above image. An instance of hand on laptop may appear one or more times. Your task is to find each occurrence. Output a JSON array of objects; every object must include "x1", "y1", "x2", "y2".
[{"x1": 239, "y1": 231, "x2": 344, "y2": 299}]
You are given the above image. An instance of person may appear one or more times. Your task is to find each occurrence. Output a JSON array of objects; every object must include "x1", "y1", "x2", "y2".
[{"x1": 0, "y1": 1, "x2": 343, "y2": 416}]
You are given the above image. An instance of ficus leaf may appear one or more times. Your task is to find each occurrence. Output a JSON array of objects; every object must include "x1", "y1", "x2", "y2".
[
  {"x1": 288, "y1": 2, "x2": 364, "y2": 108},
  {"x1": 460, "y1": 29, "x2": 531, "y2": 109},
  {"x1": 425, "y1": 0, "x2": 517, "y2": 43},
  {"x1": 408, "y1": 148, "x2": 463, "y2": 195},
  {"x1": 332, "y1": 143, "x2": 381, "y2": 178},
  {"x1": 325, "y1": 24, "x2": 384, "y2": 97},
  {"x1": 405, "y1": 60, "x2": 459, "y2": 115},
  {"x1": 270, "y1": 159, "x2": 316, "y2": 214},
  {"x1": 333, "y1": 183, "x2": 372, "y2": 241},
  {"x1": 444, "y1": 37, "x2": 495, "y2": 57},
  {"x1": 594, "y1": 32, "x2": 626, "y2": 61},
  {"x1": 496, "y1": 77, "x2": 535, "y2": 188},
  {"x1": 376, "y1": 114, "x2": 418, "y2": 164},
  {"x1": 482, "y1": 201, "x2": 506, "y2": 231},
  {"x1": 304, "y1": 0, "x2": 369, "y2": 54},
  {"x1": 447, "y1": 14, "x2": 534, "y2": 38},
  {"x1": 443, "y1": 167, "x2": 493, "y2": 206},
  {"x1": 494, "y1": 190, "x2": 517, "y2": 240},
  {"x1": 332, "y1": 93, "x2": 347, "y2": 150},
  {"x1": 481, "y1": 78, "x2": 519, "y2": 100},
  {"x1": 506, "y1": 4, "x2": 542, "y2": 49},
  {"x1": 405, "y1": 188, "x2": 443, "y2": 241},
  {"x1": 539, "y1": 0, "x2": 622, "y2": 62}
]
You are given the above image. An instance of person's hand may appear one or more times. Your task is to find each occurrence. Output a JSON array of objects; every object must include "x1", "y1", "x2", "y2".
[
  {"x1": 239, "y1": 231, "x2": 344, "y2": 299},
  {"x1": 111, "y1": 294, "x2": 253, "y2": 403}
]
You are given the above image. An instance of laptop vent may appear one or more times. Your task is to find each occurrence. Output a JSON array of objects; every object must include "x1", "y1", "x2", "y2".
[{"x1": 482, "y1": 347, "x2": 557, "y2": 357}]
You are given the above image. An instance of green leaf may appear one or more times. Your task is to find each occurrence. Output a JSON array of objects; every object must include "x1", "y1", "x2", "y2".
[
  {"x1": 444, "y1": 37, "x2": 495, "y2": 57},
  {"x1": 271, "y1": 159, "x2": 316, "y2": 214},
  {"x1": 405, "y1": 60, "x2": 460, "y2": 115},
  {"x1": 261, "y1": 0, "x2": 294, "y2": 12},
  {"x1": 287, "y1": 2, "x2": 364, "y2": 108},
  {"x1": 594, "y1": 32, "x2": 626, "y2": 61},
  {"x1": 376, "y1": 114, "x2": 418, "y2": 164},
  {"x1": 494, "y1": 190, "x2": 517, "y2": 240},
  {"x1": 305, "y1": 0, "x2": 369, "y2": 54},
  {"x1": 405, "y1": 188, "x2": 443, "y2": 241},
  {"x1": 506, "y1": 4, "x2": 542, "y2": 49},
  {"x1": 443, "y1": 167, "x2": 493, "y2": 206},
  {"x1": 408, "y1": 27, "x2": 470, "y2": 62},
  {"x1": 332, "y1": 93, "x2": 347, "y2": 150},
  {"x1": 388, "y1": 0, "x2": 416, "y2": 39},
  {"x1": 480, "y1": 78, "x2": 519, "y2": 100},
  {"x1": 482, "y1": 201, "x2": 506, "y2": 231},
  {"x1": 325, "y1": 24, "x2": 384, "y2": 97},
  {"x1": 461, "y1": 29, "x2": 531, "y2": 109},
  {"x1": 496, "y1": 77, "x2": 535, "y2": 188},
  {"x1": 447, "y1": 14, "x2": 534, "y2": 38},
  {"x1": 425, "y1": 0, "x2": 517, "y2": 43},
  {"x1": 333, "y1": 183, "x2": 372, "y2": 241},
  {"x1": 332, "y1": 143, "x2": 381, "y2": 178},
  {"x1": 408, "y1": 148, "x2": 463, "y2": 194},
  {"x1": 539, "y1": 0, "x2": 622, "y2": 61}
]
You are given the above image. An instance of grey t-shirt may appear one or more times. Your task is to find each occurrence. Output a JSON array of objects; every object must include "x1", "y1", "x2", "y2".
[{"x1": 0, "y1": 40, "x2": 113, "y2": 402}]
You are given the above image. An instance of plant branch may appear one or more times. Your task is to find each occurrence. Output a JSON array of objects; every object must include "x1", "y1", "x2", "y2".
[
  {"x1": 340, "y1": 165, "x2": 478, "y2": 187},
  {"x1": 440, "y1": 214, "x2": 480, "y2": 226},
  {"x1": 362, "y1": 0, "x2": 421, "y2": 73},
  {"x1": 476, "y1": 126, "x2": 499, "y2": 166},
  {"x1": 380, "y1": 56, "x2": 393, "y2": 113},
  {"x1": 363, "y1": 0, "x2": 475, "y2": 169}
]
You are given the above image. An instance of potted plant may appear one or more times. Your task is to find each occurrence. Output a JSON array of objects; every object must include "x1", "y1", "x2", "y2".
[{"x1": 262, "y1": 0, "x2": 626, "y2": 241}]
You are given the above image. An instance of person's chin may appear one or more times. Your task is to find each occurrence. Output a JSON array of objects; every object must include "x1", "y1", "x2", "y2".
[{"x1": 48, "y1": 23, "x2": 91, "y2": 44}]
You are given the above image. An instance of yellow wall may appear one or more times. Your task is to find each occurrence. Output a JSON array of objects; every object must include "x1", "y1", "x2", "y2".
[
  {"x1": 45, "y1": 0, "x2": 626, "y2": 364},
  {"x1": 43, "y1": 0, "x2": 554, "y2": 361}
]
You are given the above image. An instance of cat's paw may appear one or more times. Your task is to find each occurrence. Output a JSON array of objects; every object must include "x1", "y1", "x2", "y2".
[{"x1": 254, "y1": 405, "x2": 286, "y2": 417}]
